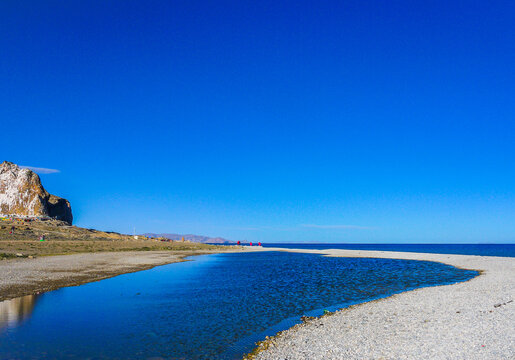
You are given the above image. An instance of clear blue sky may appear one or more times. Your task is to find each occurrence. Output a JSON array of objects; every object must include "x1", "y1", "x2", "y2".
[{"x1": 2, "y1": 1, "x2": 514, "y2": 243}]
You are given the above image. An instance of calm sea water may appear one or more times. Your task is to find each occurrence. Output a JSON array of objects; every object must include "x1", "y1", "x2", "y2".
[
  {"x1": 261, "y1": 243, "x2": 515, "y2": 257},
  {"x1": 0, "y1": 252, "x2": 477, "y2": 359}
]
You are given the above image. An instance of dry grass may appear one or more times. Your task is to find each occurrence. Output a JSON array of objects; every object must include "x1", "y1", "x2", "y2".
[{"x1": 0, "y1": 219, "x2": 223, "y2": 257}]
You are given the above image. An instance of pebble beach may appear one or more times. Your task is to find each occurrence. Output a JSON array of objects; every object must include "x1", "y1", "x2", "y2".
[
  {"x1": 1, "y1": 247, "x2": 513, "y2": 359},
  {"x1": 250, "y1": 249, "x2": 515, "y2": 360}
]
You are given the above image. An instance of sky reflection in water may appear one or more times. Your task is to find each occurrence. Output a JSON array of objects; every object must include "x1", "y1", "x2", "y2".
[{"x1": 0, "y1": 252, "x2": 477, "y2": 359}]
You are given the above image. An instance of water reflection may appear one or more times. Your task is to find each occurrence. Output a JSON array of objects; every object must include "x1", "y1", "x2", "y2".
[
  {"x1": 0, "y1": 253, "x2": 478, "y2": 359},
  {"x1": 0, "y1": 294, "x2": 40, "y2": 330}
]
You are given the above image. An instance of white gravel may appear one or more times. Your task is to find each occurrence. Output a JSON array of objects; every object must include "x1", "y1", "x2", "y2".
[{"x1": 251, "y1": 249, "x2": 515, "y2": 360}]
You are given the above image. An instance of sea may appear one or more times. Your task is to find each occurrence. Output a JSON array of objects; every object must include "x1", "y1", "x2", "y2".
[
  {"x1": 0, "y1": 251, "x2": 478, "y2": 359},
  {"x1": 261, "y1": 243, "x2": 515, "y2": 257}
]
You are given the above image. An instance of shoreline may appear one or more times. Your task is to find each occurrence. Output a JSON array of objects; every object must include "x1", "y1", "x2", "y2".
[
  {"x1": 1, "y1": 247, "x2": 513, "y2": 359},
  {"x1": 0, "y1": 248, "x2": 246, "y2": 302},
  {"x1": 246, "y1": 248, "x2": 515, "y2": 359}
]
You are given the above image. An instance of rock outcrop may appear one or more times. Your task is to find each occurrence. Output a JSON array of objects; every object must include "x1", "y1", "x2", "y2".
[{"x1": 0, "y1": 161, "x2": 72, "y2": 224}]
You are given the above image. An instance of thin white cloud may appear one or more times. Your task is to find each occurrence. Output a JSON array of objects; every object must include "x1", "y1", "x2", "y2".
[
  {"x1": 20, "y1": 165, "x2": 60, "y2": 174},
  {"x1": 227, "y1": 227, "x2": 264, "y2": 231},
  {"x1": 223, "y1": 225, "x2": 297, "y2": 232},
  {"x1": 225, "y1": 224, "x2": 373, "y2": 232},
  {"x1": 300, "y1": 224, "x2": 372, "y2": 230},
  {"x1": 223, "y1": 226, "x2": 280, "y2": 231}
]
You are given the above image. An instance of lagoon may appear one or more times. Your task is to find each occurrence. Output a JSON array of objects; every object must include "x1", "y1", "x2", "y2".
[{"x1": 0, "y1": 252, "x2": 477, "y2": 359}]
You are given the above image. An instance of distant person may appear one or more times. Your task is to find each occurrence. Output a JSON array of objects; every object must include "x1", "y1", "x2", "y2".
[
  {"x1": 249, "y1": 242, "x2": 253, "y2": 246},
  {"x1": 10, "y1": 226, "x2": 15, "y2": 234},
  {"x1": 237, "y1": 241, "x2": 241, "y2": 245},
  {"x1": 258, "y1": 242, "x2": 262, "y2": 246}
]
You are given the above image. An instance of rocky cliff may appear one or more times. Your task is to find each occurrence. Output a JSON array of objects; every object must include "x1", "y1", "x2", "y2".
[{"x1": 0, "y1": 161, "x2": 72, "y2": 224}]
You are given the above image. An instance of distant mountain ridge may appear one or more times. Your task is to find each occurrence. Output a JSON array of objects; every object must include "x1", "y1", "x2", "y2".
[{"x1": 143, "y1": 233, "x2": 234, "y2": 244}]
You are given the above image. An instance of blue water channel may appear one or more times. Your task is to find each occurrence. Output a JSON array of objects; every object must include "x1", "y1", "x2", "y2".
[{"x1": 0, "y1": 252, "x2": 478, "y2": 359}]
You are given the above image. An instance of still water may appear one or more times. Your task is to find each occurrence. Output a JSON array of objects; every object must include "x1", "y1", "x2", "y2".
[{"x1": 0, "y1": 252, "x2": 477, "y2": 359}]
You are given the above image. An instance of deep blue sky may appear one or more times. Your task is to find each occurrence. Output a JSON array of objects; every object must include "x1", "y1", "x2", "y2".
[{"x1": 2, "y1": 1, "x2": 514, "y2": 243}]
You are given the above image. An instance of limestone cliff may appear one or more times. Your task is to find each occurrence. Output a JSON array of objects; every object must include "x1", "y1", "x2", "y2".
[{"x1": 0, "y1": 161, "x2": 72, "y2": 224}]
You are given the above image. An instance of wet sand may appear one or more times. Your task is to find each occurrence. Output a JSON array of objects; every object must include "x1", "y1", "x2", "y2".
[{"x1": 0, "y1": 249, "x2": 244, "y2": 301}]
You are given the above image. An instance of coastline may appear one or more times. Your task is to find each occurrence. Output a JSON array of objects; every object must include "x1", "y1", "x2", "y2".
[
  {"x1": 0, "y1": 248, "x2": 246, "y2": 302},
  {"x1": 247, "y1": 248, "x2": 515, "y2": 359},
  {"x1": 1, "y1": 247, "x2": 513, "y2": 359}
]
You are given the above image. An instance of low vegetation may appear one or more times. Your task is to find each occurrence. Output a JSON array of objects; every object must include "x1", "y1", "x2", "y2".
[{"x1": 0, "y1": 219, "x2": 226, "y2": 257}]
